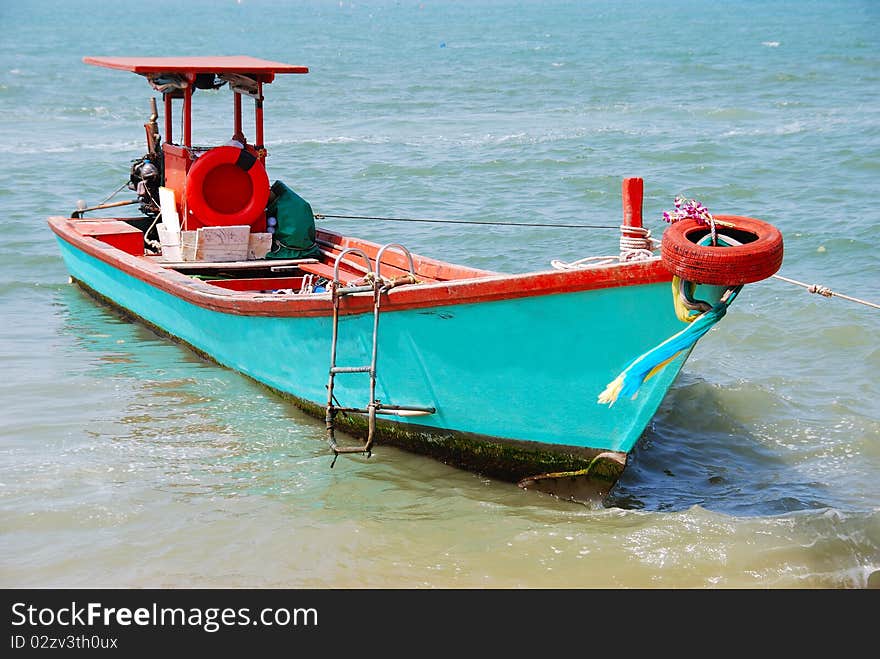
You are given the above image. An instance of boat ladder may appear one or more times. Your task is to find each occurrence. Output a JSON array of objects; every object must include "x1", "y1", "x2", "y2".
[{"x1": 325, "y1": 244, "x2": 436, "y2": 466}]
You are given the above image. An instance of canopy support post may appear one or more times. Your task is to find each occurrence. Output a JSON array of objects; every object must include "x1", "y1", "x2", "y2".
[
  {"x1": 233, "y1": 91, "x2": 243, "y2": 141},
  {"x1": 255, "y1": 81, "x2": 264, "y2": 159},
  {"x1": 183, "y1": 84, "x2": 192, "y2": 148},
  {"x1": 163, "y1": 93, "x2": 173, "y2": 144}
]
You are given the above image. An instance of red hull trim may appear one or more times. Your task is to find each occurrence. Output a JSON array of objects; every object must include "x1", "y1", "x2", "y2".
[{"x1": 49, "y1": 217, "x2": 674, "y2": 318}]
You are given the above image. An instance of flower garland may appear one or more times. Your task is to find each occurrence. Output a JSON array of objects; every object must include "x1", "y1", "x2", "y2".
[{"x1": 662, "y1": 196, "x2": 717, "y2": 244}]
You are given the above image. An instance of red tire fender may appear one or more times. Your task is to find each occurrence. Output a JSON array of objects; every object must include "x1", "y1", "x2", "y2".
[
  {"x1": 185, "y1": 145, "x2": 269, "y2": 228},
  {"x1": 660, "y1": 215, "x2": 784, "y2": 285}
]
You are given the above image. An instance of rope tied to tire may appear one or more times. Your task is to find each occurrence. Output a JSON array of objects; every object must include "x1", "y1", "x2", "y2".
[
  {"x1": 598, "y1": 232, "x2": 745, "y2": 406},
  {"x1": 598, "y1": 202, "x2": 784, "y2": 405}
]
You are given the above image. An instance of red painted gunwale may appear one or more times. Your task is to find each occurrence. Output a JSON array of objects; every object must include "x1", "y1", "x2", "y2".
[{"x1": 49, "y1": 217, "x2": 673, "y2": 318}]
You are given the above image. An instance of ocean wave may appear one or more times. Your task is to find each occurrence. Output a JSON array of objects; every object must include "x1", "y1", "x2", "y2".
[
  {"x1": 722, "y1": 121, "x2": 808, "y2": 137},
  {"x1": 0, "y1": 140, "x2": 143, "y2": 155}
]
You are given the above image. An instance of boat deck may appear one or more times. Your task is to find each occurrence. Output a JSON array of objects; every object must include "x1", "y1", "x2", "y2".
[{"x1": 125, "y1": 222, "x2": 501, "y2": 294}]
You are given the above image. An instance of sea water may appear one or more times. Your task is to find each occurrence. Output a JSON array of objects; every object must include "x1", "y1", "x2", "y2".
[{"x1": 0, "y1": 0, "x2": 878, "y2": 588}]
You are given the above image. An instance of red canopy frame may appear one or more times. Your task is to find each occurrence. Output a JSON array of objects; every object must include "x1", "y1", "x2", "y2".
[
  {"x1": 84, "y1": 56, "x2": 308, "y2": 229},
  {"x1": 84, "y1": 56, "x2": 308, "y2": 151}
]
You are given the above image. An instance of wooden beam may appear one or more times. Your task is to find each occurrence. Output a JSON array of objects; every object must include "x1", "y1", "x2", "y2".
[{"x1": 156, "y1": 257, "x2": 319, "y2": 271}]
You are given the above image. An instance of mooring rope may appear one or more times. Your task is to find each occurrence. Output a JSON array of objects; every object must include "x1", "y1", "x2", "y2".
[
  {"x1": 316, "y1": 211, "x2": 877, "y2": 311},
  {"x1": 618, "y1": 224, "x2": 660, "y2": 255},
  {"x1": 771, "y1": 274, "x2": 879, "y2": 310},
  {"x1": 314, "y1": 213, "x2": 619, "y2": 229}
]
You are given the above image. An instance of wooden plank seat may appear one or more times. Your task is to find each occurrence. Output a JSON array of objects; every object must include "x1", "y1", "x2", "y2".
[
  {"x1": 295, "y1": 260, "x2": 362, "y2": 283},
  {"x1": 285, "y1": 256, "x2": 426, "y2": 285},
  {"x1": 155, "y1": 257, "x2": 319, "y2": 271},
  {"x1": 155, "y1": 252, "x2": 441, "y2": 287}
]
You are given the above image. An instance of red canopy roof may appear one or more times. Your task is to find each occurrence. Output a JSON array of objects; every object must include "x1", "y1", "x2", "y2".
[{"x1": 83, "y1": 56, "x2": 308, "y2": 81}]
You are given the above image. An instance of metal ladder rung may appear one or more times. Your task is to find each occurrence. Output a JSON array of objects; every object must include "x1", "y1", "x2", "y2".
[
  {"x1": 377, "y1": 404, "x2": 436, "y2": 415},
  {"x1": 378, "y1": 410, "x2": 434, "y2": 417},
  {"x1": 335, "y1": 284, "x2": 374, "y2": 295},
  {"x1": 331, "y1": 404, "x2": 436, "y2": 416},
  {"x1": 326, "y1": 243, "x2": 423, "y2": 465},
  {"x1": 331, "y1": 445, "x2": 373, "y2": 455},
  {"x1": 331, "y1": 406, "x2": 372, "y2": 414}
]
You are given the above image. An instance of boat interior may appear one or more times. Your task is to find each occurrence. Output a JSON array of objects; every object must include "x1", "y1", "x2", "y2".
[{"x1": 69, "y1": 216, "x2": 498, "y2": 297}]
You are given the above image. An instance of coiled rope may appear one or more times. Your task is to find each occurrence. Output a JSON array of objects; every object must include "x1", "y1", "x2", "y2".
[{"x1": 618, "y1": 224, "x2": 660, "y2": 256}]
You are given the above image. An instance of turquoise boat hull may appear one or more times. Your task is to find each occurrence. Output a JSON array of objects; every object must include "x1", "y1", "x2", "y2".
[{"x1": 51, "y1": 221, "x2": 699, "y2": 499}]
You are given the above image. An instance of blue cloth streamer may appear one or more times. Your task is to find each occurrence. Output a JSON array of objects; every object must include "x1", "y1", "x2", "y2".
[{"x1": 598, "y1": 287, "x2": 740, "y2": 405}]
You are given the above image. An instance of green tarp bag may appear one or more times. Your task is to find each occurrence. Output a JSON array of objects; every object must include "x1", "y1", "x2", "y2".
[{"x1": 265, "y1": 180, "x2": 322, "y2": 260}]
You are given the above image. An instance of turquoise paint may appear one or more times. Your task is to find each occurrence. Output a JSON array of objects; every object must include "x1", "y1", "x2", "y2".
[{"x1": 57, "y1": 237, "x2": 692, "y2": 455}]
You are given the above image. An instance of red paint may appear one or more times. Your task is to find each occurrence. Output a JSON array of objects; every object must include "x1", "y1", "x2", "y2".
[
  {"x1": 183, "y1": 85, "x2": 192, "y2": 147},
  {"x1": 71, "y1": 220, "x2": 143, "y2": 256},
  {"x1": 660, "y1": 215, "x2": 784, "y2": 285},
  {"x1": 163, "y1": 94, "x2": 173, "y2": 144},
  {"x1": 233, "y1": 93, "x2": 242, "y2": 139},
  {"x1": 162, "y1": 143, "x2": 191, "y2": 221},
  {"x1": 184, "y1": 146, "x2": 270, "y2": 230},
  {"x1": 64, "y1": 62, "x2": 678, "y2": 324},
  {"x1": 315, "y1": 230, "x2": 494, "y2": 282},
  {"x1": 49, "y1": 217, "x2": 674, "y2": 319},
  {"x1": 206, "y1": 277, "x2": 306, "y2": 292},
  {"x1": 297, "y1": 260, "x2": 368, "y2": 283},
  {"x1": 622, "y1": 177, "x2": 643, "y2": 229},
  {"x1": 83, "y1": 56, "x2": 308, "y2": 79},
  {"x1": 84, "y1": 56, "x2": 308, "y2": 233}
]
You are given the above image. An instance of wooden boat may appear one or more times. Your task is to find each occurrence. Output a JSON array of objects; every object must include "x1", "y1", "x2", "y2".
[{"x1": 49, "y1": 56, "x2": 784, "y2": 503}]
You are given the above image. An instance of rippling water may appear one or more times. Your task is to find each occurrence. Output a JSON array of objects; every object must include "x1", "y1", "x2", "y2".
[{"x1": 1, "y1": 0, "x2": 878, "y2": 588}]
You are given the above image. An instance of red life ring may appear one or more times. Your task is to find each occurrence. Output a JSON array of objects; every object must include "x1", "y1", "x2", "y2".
[
  {"x1": 185, "y1": 145, "x2": 269, "y2": 229},
  {"x1": 661, "y1": 215, "x2": 784, "y2": 285}
]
